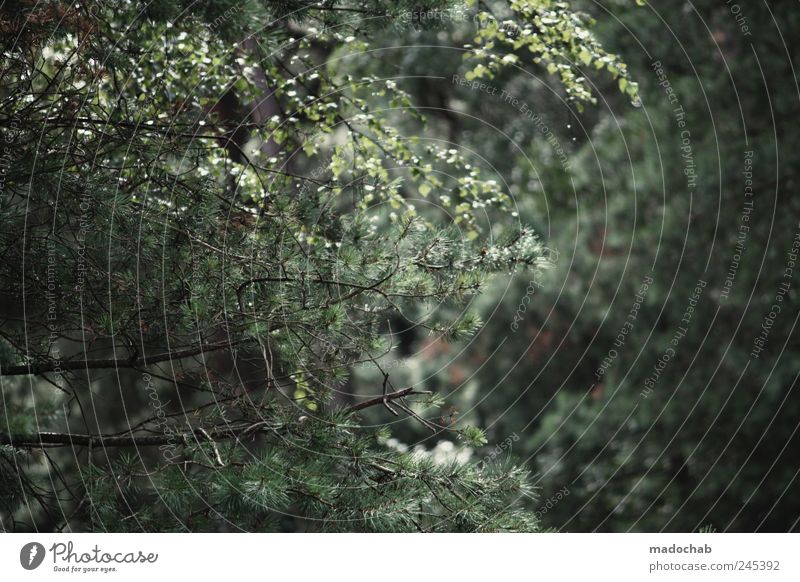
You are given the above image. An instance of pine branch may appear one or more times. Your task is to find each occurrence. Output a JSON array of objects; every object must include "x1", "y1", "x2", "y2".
[
  {"x1": 1, "y1": 388, "x2": 428, "y2": 448},
  {"x1": 0, "y1": 340, "x2": 241, "y2": 376},
  {"x1": 0, "y1": 423, "x2": 271, "y2": 449},
  {"x1": 346, "y1": 387, "x2": 418, "y2": 412}
]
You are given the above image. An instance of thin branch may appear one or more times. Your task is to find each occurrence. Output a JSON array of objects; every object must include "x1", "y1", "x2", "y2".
[
  {"x1": 0, "y1": 422, "x2": 271, "y2": 449},
  {"x1": 346, "y1": 387, "x2": 417, "y2": 413},
  {"x1": 0, "y1": 340, "x2": 242, "y2": 376}
]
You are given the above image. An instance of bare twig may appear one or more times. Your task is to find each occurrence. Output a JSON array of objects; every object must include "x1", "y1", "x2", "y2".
[
  {"x1": 346, "y1": 387, "x2": 417, "y2": 413},
  {"x1": 0, "y1": 340, "x2": 244, "y2": 376},
  {"x1": 0, "y1": 423, "x2": 269, "y2": 449}
]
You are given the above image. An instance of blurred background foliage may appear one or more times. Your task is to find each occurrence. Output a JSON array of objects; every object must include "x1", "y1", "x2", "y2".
[{"x1": 346, "y1": 0, "x2": 800, "y2": 532}]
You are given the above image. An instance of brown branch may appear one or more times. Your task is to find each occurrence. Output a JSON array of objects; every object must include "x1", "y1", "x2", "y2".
[
  {"x1": 0, "y1": 340, "x2": 240, "y2": 377},
  {"x1": 1, "y1": 389, "x2": 431, "y2": 449},
  {"x1": 346, "y1": 387, "x2": 417, "y2": 413},
  {"x1": 0, "y1": 423, "x2": 272, "y2": 449}
]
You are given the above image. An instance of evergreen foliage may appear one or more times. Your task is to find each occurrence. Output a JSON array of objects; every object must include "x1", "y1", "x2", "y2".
[{"x1": 0, "y1": 0, "x2": 632, "y2": 531}]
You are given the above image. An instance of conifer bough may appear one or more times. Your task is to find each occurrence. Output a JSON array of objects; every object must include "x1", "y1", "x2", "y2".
[{"x1": 0, "y1": 0, "x2": 636, "y2": 532}]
